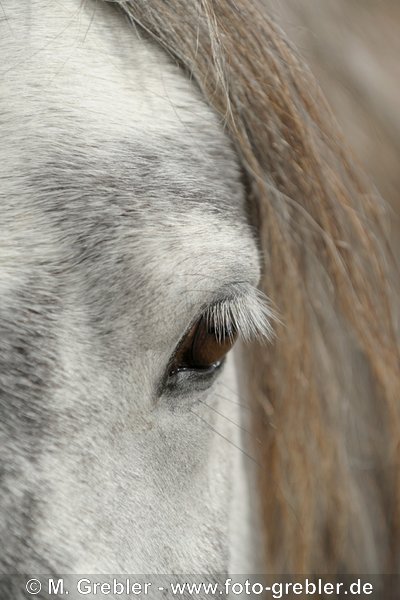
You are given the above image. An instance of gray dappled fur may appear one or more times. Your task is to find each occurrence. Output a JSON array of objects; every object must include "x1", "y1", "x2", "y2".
[{"x1": 0, "y1": 0, "x2": 270, "y2": 590}]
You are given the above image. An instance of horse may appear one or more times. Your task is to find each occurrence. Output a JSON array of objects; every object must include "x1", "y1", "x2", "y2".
[{"x1": 1, "y1": 0, "x2": 399, "y2": 595}]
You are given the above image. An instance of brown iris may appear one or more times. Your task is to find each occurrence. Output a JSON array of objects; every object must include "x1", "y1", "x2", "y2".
[{"x1": 169, "y1": 316, "x2": 238, "y2": 375}]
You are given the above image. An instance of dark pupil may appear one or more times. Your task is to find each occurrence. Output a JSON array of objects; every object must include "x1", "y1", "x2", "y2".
[
  {"x1": 169, "y1": 316, "x2": 238, "y2": 375},
  {"x1": 190, "y1": 317, "x2": 237, "y2": 368}
]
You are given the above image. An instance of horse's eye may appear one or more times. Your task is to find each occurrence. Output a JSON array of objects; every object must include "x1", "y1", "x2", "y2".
[{"x1": 169, "y1": 316, "x2": 238, "y2": 375}]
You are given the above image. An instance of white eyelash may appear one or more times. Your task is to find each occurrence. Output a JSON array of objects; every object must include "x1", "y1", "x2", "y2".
[{"x1": 203, "y1": 284, "x2": 278, "y2": 343}]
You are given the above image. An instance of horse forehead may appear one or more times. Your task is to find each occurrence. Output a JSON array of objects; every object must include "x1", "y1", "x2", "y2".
[
  {"x1": 1, "y1": 0, "x2": 245, "y2": 230},
  {"x1": 1, "y1": 1, "x2": 260, "y2": 348}
]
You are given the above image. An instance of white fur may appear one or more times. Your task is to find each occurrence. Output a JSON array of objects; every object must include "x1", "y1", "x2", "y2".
[{"x1": 0, "y1": 0, "x2": 269, "y2": 583}]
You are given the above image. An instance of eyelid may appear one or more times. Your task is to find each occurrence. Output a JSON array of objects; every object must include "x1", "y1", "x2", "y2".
[
  {"x1": 171, "y1": 284, "x2": 274, "y2": 364},
  {"x1": 201, "y1": 283, "x2": 276, "y2": 344},
  {"x1": 161, "y1": 284, "x2": 276, "y2": 394}
]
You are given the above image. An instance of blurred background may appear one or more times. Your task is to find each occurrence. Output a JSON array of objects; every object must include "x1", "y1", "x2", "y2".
[{"x1": 266, "y1": 0, "x2": 400, "y2": 257}]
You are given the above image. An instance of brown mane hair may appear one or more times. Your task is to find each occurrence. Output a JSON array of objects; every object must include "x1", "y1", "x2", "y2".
[{"x1": 118, "y1": 0, "x2": 400, "y2": 575}]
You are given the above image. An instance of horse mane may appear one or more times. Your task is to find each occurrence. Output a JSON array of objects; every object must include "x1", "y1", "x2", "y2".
[{"x1": 117, "y1": 0, "x2": 400, "y2": 574}]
